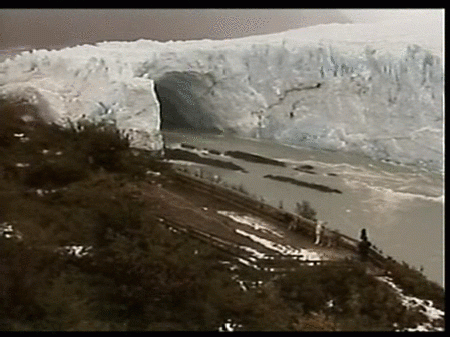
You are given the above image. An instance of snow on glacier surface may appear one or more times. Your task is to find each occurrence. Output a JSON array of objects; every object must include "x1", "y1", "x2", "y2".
[{"x1": 0, "y1": 16, "x2": 443, "y2": 170}]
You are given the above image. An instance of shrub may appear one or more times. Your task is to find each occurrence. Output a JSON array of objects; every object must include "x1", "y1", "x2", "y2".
[
  {"x1": 2, "y1": 104, "x2": 135, "y2": 187},
  {"x1": 92, "y1": 198, "x2": 143, "y2": 248},
  {"x1": 24, "y1": 157, "x2": 88, "y2": 188},
  {"x1": 77, "y1": 124, "x2": 130, "y2": 172},
  {"x1": 295, "y1": 201, "x2": 317, "y2": 221},
  {"x1": 0, "y1": 98, "x2": 43, "y2": 147},
  {"x1": 384, "y1": 260, "x2": 445, "y2": 311},
  {"x1": 276, "y1": 262, "x2": 406, "y2": 330},
  {"x1": 0, "y1": 239, "x2": 58, "y2": 328},
  {"x1": 292, "y1": 311, "x2": 337, "y2": 331},
  {"x1": 120, "y1": 149, "x2": 172, "y2": 180}
]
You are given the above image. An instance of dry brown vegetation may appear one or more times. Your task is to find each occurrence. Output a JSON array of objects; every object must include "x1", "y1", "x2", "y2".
[{"x1": 0, "y1": 98, "x2": 444, "y2": 331}]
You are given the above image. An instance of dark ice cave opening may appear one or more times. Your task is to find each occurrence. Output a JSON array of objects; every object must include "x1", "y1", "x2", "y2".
[{"x1": 154, "y1": 71, "x2": 221, "y2": 133}]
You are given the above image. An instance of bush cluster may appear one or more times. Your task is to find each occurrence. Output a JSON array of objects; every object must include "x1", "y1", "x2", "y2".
[
  {"x1": 0, "y1": 99, "x2": 444, "y2": 331},
  {"x1": 295, "y1": 201, "x2": 317, "y2": 221},
  {"x1": 1, "y1": 98, "x2": 170, "y2": 188},
  {"x1": 0, "y1": 173, "x2": 293, "y2": 331},
  {"x1": 383, "y1": 260, "x2": 445, "y2": 311},
  {"x1": 275, "y1": 262, "x2": 434, "y2": 331}
]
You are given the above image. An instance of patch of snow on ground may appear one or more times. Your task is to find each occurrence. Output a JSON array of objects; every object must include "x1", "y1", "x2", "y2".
[
  {"x1": 217, "y1": 210, "x2": 284, "y2": 238},
  {"x1": 405, "y1": 322, "x2": 444, "y2": 332},
  {"x1": 219, "y1": 260, "x2": 239, "y2": 271},
  {"x1": 0, "y1": 222, "x2": 23, "y2": 241},
  {"x1": 235, "y1": 228, "x2": 323, "y2": 261},
  {"x1": 239, "y1": 245, "x2": 272, "y2": 260},
  {"x1": 376, "y1": 276, "x2": 444, "y2": 331},
  {"x1": 236, "y1": 257, "x2": 261, "y2": 271},
  {"x1": 230, "y1": 274, "x2": 264, "y2": 292},
  {"x1": 164, "y1": 159, "x2": 207, "y2": 167},
  {"x1": 218, "y1": 319, "x2": 242, "y2": 332},
  {"x1": 55, "y1": 245, "x2": 93, "y2": 258}
]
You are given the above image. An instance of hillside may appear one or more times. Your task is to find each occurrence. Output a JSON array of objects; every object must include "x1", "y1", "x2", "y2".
[{"x1": 0, "y1": 99, "x2": 444, "y2": 331}]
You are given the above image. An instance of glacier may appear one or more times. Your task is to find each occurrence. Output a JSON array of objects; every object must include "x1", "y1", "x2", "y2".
[{"x1": 0, "y1": 16, "x2": 443, "y2": 171}]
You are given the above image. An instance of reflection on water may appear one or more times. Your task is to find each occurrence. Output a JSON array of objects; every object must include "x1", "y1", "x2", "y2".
[{"x1": 162, "y1": 130, "x2": 444, "y2": 287}]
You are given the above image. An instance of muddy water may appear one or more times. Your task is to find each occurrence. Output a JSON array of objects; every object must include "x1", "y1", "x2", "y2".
[{"x1": 162, "y1": 130, "x2": 444, "y2": 287}]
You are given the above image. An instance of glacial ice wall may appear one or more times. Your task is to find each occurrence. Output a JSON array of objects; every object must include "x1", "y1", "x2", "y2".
[
  {"x1": 0, "y1": 46, "x2": 163, "y2": 151},
  {"x1": 0, "y1": 19, "x2": 443, "y2": 170}
]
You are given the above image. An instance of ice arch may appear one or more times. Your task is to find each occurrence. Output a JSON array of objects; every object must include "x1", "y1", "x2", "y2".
[
  {"x1": 0, "y1": 25, "x2": 443, "y2": 171},
  {"x1": 154, "y1": 71, "x2": 221, "y2": 133}
]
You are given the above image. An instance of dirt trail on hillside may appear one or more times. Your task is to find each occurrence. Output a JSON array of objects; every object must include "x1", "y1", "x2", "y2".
[{"x1": 138, "y1": 176, "x2": 356, "y2": 271}]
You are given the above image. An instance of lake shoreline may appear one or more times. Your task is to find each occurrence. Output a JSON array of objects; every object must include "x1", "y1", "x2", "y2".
[{"x1": 161, "y1": 130, "x2": 443, "y2": 287}]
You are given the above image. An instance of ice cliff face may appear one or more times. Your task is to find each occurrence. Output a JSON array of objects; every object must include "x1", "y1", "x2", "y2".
[
  {"x1": 0, "y1": 47, "x2": 163, "y2": 151},
  {"x1": 0, "y1": 17, "x2": 443, "y2": 171}
]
